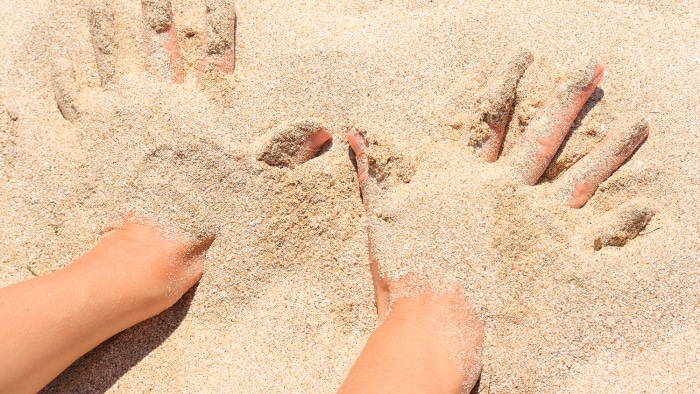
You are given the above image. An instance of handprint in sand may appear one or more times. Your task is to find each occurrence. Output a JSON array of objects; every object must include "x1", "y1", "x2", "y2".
[
  {"x1": 48, "y1": 1, "x2": 356, "y2": 277},
  {"x1": 347, "y1": 49, "x2": 653, "y2": 383}
]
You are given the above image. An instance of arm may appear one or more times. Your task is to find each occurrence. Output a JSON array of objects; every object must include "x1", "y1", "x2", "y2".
[
  {"x1": 338, "y1": 292, "x2": 483, "y2": 394},
  {"x1": 0, "y1": 222, "x2": 211, "y2": 393}
]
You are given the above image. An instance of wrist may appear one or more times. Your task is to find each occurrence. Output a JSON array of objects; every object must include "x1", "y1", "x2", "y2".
[
  {"x1": 64, "y1": 223, "x2": 197, "y2": 334},
  {"x1": 388, "y1": 291, "x2": 484, "y2": 390}
]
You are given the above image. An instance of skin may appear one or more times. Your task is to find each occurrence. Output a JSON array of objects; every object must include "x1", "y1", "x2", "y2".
[
  {"x1": 341, "y1": 132, "x2": 484, "y2": 394},
  {"x1": 338, "y1": 292, "x2": 482, "y2": 394},
  {"x1": 0, "y1": 222, "x2": 213, "y2": 394},
  {"x1": 346, "y1": 132, "x2": 391, "y2": 317},
  {"x1": 0, "y1": 126, "x2": 328, "y2": 393},
  {"x1": 84, "y1": 1, "x2": 237, "y2": 87},
  {"x1": 567, "y1": 120, "x2": 649, "y2": 208},
  {"x1": 0, "y1": 60, "x2": 646, "y2": 392},
  {"x1": 141, "y1": 0, "x2": 185, "y2": 83},
  {"x1": 514, "y1": 63, "x2": 605, "y2": 185},
  {"x1": 16, "y1": 1, "x2": 488, "y2": 392},
  {"x1": 28, "y1": 7, "x2": 651, "y2": 390},
  {"x1": 478, "y1": 61, "x2": 647, "y2": 206},
  {"x1": 340, "y1": 60, "x2": 647, "y2": 393},
  {"x1": 23, "y1": 6, "x2": 328, "y2": 391},
  {"x1": 292, "y1": 128, "x2": 333, "y2": 166},
  {"x1": 472, "y1": 48, "x2": 534, "y2": 162},
  {"x1": 1, "y1": 89, "x2": 642, "y2": 391},
  {"x1": 140, "y1": 0, "x2": 237, "y2": 83},
  {"x1": 201, "y1": 0, "x2": 237, "y2": 75}
]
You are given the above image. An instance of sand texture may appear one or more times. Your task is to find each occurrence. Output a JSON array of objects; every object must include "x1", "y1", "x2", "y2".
[{"x1": 1, "y1": 0, "x2": 699, "y2": 392}]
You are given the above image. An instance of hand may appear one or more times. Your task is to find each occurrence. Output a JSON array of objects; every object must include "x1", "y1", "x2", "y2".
[
  {"x1": 0, "y1": 2, "x2": 353, "y2": 390},
  {"x1": 89, "y1": 220, "x2": 214, "y2": 315},
  {"x1": 347, "y1": 48, "x2": 652, "y2": 384},
  {"x1": 48, "y1": 1, "x2": 354, "y2": 257}
]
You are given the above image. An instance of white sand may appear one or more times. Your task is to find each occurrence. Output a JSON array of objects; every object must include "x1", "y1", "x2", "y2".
[{"x1": 1, "y1": 0, "x2": 698, "y2": 392}]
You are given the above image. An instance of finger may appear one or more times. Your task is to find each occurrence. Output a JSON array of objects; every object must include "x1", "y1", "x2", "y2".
[
  {"x1": 347, "y1": 130, "x2": 369, "y2": 195},
  {"x1": 563, "y1": 120, "x2": 649, "y2": 208},
  {"x1": 347, "y1": 130, "x2": 391, "y2": 318},
  {"x1": 88, "y1": 2, "x2": 118, "y2": 86},
  {"x1": 51, "y1": 58, "x2": 80, "y2": 122},
  {"x1": 200, "y1": 0, "x2": 237, "y2": 77},
  {"x1": 592, "y1": 198, "x2": 654, "y2": 250},
  {"x1": 142, "y1": 0, "x2": 184, "y2": 83},
  {"x1": 513, "y1": 62, "x2": 605, "y2": 185},
  {"x1": 462, "y1": 48, "x2": 533, "y2": 162},
  {"x1": 257, "y1": 119, "x2": 331, "y2": 168},
  {"x1": 290, "y1": 129, "x2": 332, "y2": 166}
]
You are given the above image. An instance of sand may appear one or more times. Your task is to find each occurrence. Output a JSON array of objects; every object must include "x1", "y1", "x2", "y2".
[{"x1": 0, "y1": 0, "x2": 698, "y2": 392}]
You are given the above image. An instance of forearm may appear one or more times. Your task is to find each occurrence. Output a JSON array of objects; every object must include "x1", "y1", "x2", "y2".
[
  {"x1": 0, "y1": 224, "x2": 191, "y2": 394},
  {"x1": 338, "y1": 294, "x2": 480, "y2": 394},
  {"x1": 0, "y1": 255, "x2": 146, "y2": 393}
]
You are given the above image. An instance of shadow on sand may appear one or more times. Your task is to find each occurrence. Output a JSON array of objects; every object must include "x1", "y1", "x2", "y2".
[{"x1": 40, "y1": 285, "x2": 198, "y2": 393}]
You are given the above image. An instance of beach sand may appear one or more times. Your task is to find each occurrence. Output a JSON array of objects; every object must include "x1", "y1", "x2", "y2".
[{"x1": 0, "y1": 0, "x2": 698, "y2": 392}]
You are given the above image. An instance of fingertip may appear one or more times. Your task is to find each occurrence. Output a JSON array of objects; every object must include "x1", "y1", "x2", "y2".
[
  {"x1": 259, "y1": 120, "x2": 331, "y2": 167},
  {"x1": 592, "y1": 63, "x2": 605, "y2": 85},
  {"x1": 592, "y1": 199, "x2": 655, "y2": 250},
  {"x1": 481, "y1": 117, "x2": 511, "y2": 162},
  {"x1": 288, "y1": 128, "x2": 332, "y2": 166},
  {"x1": 569, "y1": 180, "x2": 595, "y2": 208},
  {"x1": 605, "y1": 119, "x2": 649, "y2": 163},
  {"x1": 464, "y1": 49, "x2": 532, "y2": 162},
  {"x1": 562, "y1": 120, "x2": 649, "y2": 209},
  {"x1": 347, "y1": 130, "x2": 366, "y2": 156},
  {"x1": 52, "y1": 59, "x2": 81, "y2": 122},
  {"x1": 513, "y1": 61, "x2": 607, "y2": 185},
  {"x1": 347, "y1": 129, "x2": 371, "y2": 189},
  {"x1": 88, "y1": 2, "x2": 118, "y2": 86},
  {"x1": 626, "y1": 120, "x2": 649, "y2": 154},
  {"x1": 190, "y1": 233, "x2": 216, "y2": 256},
  {"x1": 200, "y1": 0, "x2": 237, "y2": 79},
  {"x1": 307, "y1": 128, "x2": 332, "y2": 150}
]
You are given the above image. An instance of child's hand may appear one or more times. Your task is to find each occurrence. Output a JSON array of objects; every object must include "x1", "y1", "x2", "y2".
[
  {"x1": 48, "y1": 1, "x2": 348, "y2": 263},
  {"x1": 347, "y1": 50, "x2": 653, "y2": 388},
  {"x1": 350, "y1": 51, "x2": 650, "y2": 314},
  {"x1": 83, "y1": 220, "x2": 214, "y2": 319}
]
